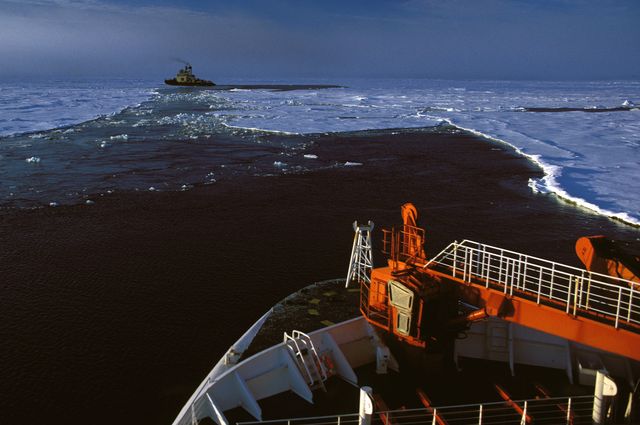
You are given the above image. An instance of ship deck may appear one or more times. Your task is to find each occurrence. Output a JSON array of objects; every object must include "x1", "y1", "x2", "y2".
[
  {"x1": 217, "y1": 280, "x2": 597, "y2": 424},
  {"x1": 220, "y1": 360, "x2": 589, "y2": 423}
]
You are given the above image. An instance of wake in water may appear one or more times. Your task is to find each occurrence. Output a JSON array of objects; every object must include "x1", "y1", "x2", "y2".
[
  {"x1": 0, "y1": 79, "x2": 638, "y2": 225},
  {"x1": 0, "y1": 85, "x2": 369, "y2": 208}
]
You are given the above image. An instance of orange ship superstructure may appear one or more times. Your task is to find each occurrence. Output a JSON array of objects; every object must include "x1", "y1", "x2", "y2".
[{"x1": 351, "y1": 203, "x2": 640, "y2": 361}]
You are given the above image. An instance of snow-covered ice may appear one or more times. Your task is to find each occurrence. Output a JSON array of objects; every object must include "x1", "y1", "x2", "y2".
[
  {"x1": 1, "y1": 78, "x2": 638, "y2": 224},
  {"x1": 0, "y1": 80, "x2": 154, "y2": 137},
  {"x1": 218, "y1": 79, "x2": 640, "y2": 224}
]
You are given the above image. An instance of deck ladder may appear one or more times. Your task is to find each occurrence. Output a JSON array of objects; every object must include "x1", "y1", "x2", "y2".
[{"x1": 283, "y1": 330, "x2": 328, "y2": 391}]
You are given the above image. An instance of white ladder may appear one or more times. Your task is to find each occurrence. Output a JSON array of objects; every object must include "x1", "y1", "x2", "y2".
[
  {"x1": 346, "y1": 220, "x2": 374, "y2": 288},
  {"x1": 283, "y1": 330, "x2": 328, "y2": 391}
]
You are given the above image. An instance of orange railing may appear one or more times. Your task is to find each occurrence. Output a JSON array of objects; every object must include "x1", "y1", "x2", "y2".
[{"x1": 381, "y1": 225, "x2": 426, "y2": 269}]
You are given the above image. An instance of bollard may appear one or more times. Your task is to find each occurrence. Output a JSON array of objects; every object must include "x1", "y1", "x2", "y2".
[{"x1": 359, "y1": 386, "x2": 373, "y2": 425}]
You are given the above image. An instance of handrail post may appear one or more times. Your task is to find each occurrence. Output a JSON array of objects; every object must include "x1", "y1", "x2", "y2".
[
  {"x1": 517, "y1": 254, "x2": 523, "y2": 291},
  {"x1": 465, "y1": 248, "x2": 471, "y2": 282},
  {"x1": 477, "y1": 246, "x2": 482, "y2": 281},
  {"x1": 578, "y1": 271, "x2": 585, "y2": 308},
  {"x1": 432, "y1": 408, "x2": 437, "y2": 425},
  {"x1": 509, "y1": 258, "x2": 515, "y2": 296},
  {"x1": 452, "y1": 242, "x2": 458, "y2": 278},
  {"x1": 615, "y1": 287, "x2": 622, "y2": 328},
  {"x1": 478, "y1": 404, "x2": 483, "y2": 425},
  {"x1": 566, "y1": 279, "x2": 572, "y2": 314},
  {"x1": 550, "y1": 263, "x2": 555, "y2": 299},
  {"x1": 520, "y1": 400, "x2": 527, "y2": 425},
  {"x1": 585, "y1": 273, "x2": 592, "y2": 310},
  {"x1": 521, "y1": 256, "x2": 528, "y2": 291},
  {"x1": 485, "y1": 251, "x2": 490, "y2": 288},
  {"x1": 573, "y1": 277, "x2": 579, "y2": 317},
  {"x1": 462, "y1": 248, "x2": 467, "y2": 282},
  {"x1": 537, "y1": 267, "x2": 543, "y2": 304},
  {"x1": 566, "y1": 397, "x2": 571, "y2": 425},
  {"x1": 498, "y1": 250, "x2": 504, "y2": 288},
  {"x1": 628, "y1": 285, "x2": 635, "y2": 323}
]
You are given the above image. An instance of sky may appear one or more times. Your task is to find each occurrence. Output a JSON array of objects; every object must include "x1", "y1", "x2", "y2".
[{"x1": 0, "y1": 0, "x2": 639, "y2": 81}]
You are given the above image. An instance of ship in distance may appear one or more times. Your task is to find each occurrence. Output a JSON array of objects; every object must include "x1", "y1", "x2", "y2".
[
  {"x1": 165, "y1": 63, "x2": 215, "y2": 86},
  {"x1": 172, "y1": 203, "x2": 640, "y2": 425}
]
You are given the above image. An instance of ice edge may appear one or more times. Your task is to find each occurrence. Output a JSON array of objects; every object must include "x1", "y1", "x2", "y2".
[{"x1": 442, "y1": 118, "x2": 640, "y2": 228}]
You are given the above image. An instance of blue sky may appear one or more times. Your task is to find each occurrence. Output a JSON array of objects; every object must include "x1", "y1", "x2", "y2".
[{"x1": 0, "y1": 0, "x2": 638, "y2": 80}]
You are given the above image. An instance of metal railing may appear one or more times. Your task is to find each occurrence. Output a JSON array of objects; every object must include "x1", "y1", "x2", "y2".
[
  {"x1": 382, "y1": 225, "x2": 426, "y2": 267},
  {"x1": 237, "y1": 395, "x2": 594, "y2": 425},
  {"x1": 359, "y1": 277, "x2": 390, "y2": 332},
  {"x1": 425, "y1": 240, "x2": 640, "y2": 330}
]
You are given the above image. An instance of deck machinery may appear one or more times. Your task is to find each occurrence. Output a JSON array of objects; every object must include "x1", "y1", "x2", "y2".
[
  {"x1": 350, "y1": 203, "x2": 640, "y2": 358},
  {"x1": 347, "y1": 203, "x2": 640, "y2": 420}
]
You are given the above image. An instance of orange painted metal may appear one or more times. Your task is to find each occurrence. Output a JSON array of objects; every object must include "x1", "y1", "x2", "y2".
[
  {"x1": 366, "y1": 266, "x2": 427, "y2": 348},
  {"x1": 358, "y1": 203, "x2": 640, "y2": 359},
  {"x1": 447, "y1": 308, "x2": 488, "y2": 327},
  {"x1": 424, "y1": 266, "x2": 640, "y2": 361},
  {"x1": 494, "y1": 384, "x2": 532, "y2": 424},
  {"x1": 484, "y1": 292, "x2": 507, "y2": 317},
  {"x1": 576, "y1": 236, "x2": 639, "y2": 284},
  {"x1": 372, "y1": 393, "x2": 397, "y2": 425},
  {"x1": 416, "y1": 389, "x2": 448, "y2": 425},
  {"x1": 401, "y1": 203, "x2": 426, "y2": 261},
  {"x1": 368, "y1": 276, "x2": 388, "y2": 311}
]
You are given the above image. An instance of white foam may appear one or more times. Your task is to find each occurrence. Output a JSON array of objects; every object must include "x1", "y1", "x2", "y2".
[
  {"x1": 447, "y1": 119, "x2": 640, "y2": 226},
  {"x1": 220, "y1": 122, "x2": 299, "y2": 136},
  {"x1": 25, "y1": 156, "x2": 41, "y2": 163},
  {"x1": 303, "y1": 154, "x2": 318, "y2": 159},
  {"x1": 344, "y1": 161, "x2": 363, "y2": 166}
]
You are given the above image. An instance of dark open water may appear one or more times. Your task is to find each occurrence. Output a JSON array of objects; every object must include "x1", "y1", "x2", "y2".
[{"x1": 1, "y1": 121, "x2": 639, "y2": 423}]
